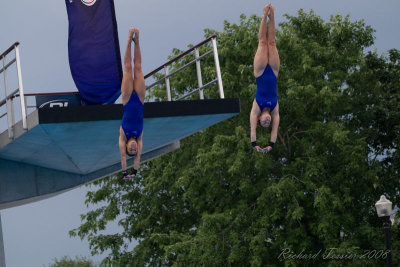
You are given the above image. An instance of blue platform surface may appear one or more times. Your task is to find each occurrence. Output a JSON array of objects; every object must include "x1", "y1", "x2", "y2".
[{"x1": 0, "y1": 98, "x2": 240, "y2": 209}]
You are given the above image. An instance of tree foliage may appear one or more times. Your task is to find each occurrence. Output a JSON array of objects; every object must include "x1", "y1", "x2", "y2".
[
  {"x1": 70, "y1": 10, "x2": 400, "y2": 266},
  {"x1": 47, "y1": 256, "x2": 98, "y2": 267}
]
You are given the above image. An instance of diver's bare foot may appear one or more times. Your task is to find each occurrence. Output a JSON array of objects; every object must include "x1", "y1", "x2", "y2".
[
  {"x1": 263, "y1": 5, "x2": 270, "y2": 18},
  {"x1": 128, "y1": 28, "x2": 139, "y2": 43},
  {"x1": 268, "y1": 4, "x2": 275, "y2": 19}
]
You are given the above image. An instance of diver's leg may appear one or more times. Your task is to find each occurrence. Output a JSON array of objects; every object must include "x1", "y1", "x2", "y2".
[
  {"x1": 121, "y1": 29, "x2": 135, "y2": 105},
  {"x1": 132, "y1": 29, "x2": 146, "y2": 103},
  {"x1": 267, "y1": 5, "x2": 280, "y2": 77},
  {"x1": 254, "y1": 5, "x2": 270, "y2": 78}
]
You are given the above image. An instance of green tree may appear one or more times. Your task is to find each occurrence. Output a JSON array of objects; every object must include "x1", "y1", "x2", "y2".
[
  {"x1": 47, "y1": 256, "x2": 98, "y2": 267},
  {"x1": 70, "y1": 10, "x2": 400, "y2": 266}
]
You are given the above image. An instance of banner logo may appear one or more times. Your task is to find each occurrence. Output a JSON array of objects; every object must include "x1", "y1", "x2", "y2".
[
  {"x1": 39, "y1": 99, "x2": 70, "y2": 108},
  {"x1": 81, "y1": 0, "x2": 96, "y2": 6}
]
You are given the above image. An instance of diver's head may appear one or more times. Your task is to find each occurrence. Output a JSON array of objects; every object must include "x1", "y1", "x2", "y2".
[
  {"x1": 126, "y1": 138, "x2": 138, "y2": 157},
  {"x1": 259, "y1": 109, "x2": 271, "y2": 128}
]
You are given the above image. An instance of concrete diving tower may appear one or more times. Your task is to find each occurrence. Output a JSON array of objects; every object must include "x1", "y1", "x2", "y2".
[{"x1": 0, "y1": 99, "x2": 239, "y2": 209}]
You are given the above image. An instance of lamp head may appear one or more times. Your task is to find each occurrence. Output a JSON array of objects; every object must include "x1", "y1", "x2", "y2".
[{"x1": 375, "y1": 195, "x2": 392, "y2": 218}]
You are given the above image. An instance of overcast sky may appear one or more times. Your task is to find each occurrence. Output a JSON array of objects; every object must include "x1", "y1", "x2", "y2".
[{"x1": 0, "y1": 0, "x2": 399, "y2": 266}]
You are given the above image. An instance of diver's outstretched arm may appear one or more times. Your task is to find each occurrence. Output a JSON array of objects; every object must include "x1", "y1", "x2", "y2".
[
  {"x1": 132, "y1": 132, "x2": 142, "y2": 173},
  {"x1": 119, "y1": 127, "x2": 128, "y2": 174},
  {"x1": 264, "y1": 104, "x2": 280, "y2": 152},
  {"x1": 270, "y1": 103, "x2": 280, "y2": 143},
  {"x1": 250, "y1": 101, "x2": 263, "y2": 152}
]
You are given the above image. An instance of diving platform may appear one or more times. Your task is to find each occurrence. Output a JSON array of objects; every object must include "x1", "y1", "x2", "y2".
[
  {"x1": 0, "y1": 99, "x2": 239, "y2": 209},
  {"x1": 0, "y1": 35, "x2": 240, "y2": 209}
]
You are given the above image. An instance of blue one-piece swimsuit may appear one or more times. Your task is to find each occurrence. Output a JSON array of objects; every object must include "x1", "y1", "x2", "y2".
[
  {"x1": 121, "y1": 91, "x2": 143, "y2": 140},
  {"x1": 255, "y1": 64, "x2": 278, "y2": 112}
]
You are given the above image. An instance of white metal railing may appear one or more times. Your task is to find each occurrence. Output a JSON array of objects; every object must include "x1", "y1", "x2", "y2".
[
  {"x1": 0, "y1": 42, "x2": 27, "y2": 139},
  {"x1": 144, "y1": 34, "x2": 224, "y2": 100},
  {"x1": 0, "y1": 36, "x2": 224, "y2": 139}
]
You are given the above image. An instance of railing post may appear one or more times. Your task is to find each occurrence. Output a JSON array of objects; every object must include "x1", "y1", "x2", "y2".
[
  {"x1": 0, "y1": 213, "x2": 5, "y2": 267},
  {"x1": 15, "y1": 45, "x2": 27, "y2": 130},
  {"x1": 3, "y1": 55, "x2": 15, "y2": 139},
  {"x1": 211, "y1": 37, "x2": 224, "y2": 99},
  {"x1": 164, "y1": 65, "x2": 172, "y2": 101},
  {"x1": 194, "y1": 48, "x2": 204, "y2": 100}
]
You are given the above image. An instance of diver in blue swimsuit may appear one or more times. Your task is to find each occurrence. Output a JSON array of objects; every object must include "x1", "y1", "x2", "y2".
[
  {"x1": 119, "y1": 28, "x2": 146, "y2": 180},
  {"x1": 250, "y1": 4, "x2": 280, "y2": 153}
]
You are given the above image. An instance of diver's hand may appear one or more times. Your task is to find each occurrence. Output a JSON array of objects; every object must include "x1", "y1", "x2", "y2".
[
  {"x1": 253, "y1": 145, "x2": 264, "y2": 153},
  {"x1": 263, "y1": 146, "x2": 273, "y2": 153},
  {"x1": 122, "y1": 169, "x2": 133, "y2": 180},
  {"x1": 263, "y1": 141, "x2": 275, "y2": 153}
]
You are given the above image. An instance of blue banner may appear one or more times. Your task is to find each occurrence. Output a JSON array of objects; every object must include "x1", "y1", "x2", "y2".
[{"x1": 65, "y1": 0, "x2": 122, "y2": 105}]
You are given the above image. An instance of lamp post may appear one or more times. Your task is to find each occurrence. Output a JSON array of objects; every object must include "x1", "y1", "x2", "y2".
[{"x1": 375, "y1": 195, "x2": 393, "y2": 267}]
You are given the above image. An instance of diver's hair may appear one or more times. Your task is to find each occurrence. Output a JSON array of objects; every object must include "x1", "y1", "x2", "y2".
[
  {"x1": 261, "y1": 108, "x2": 271, "y2": 116},
  {"x1": 260, "y1": 109, "x2": 271, "y2": 121}
]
